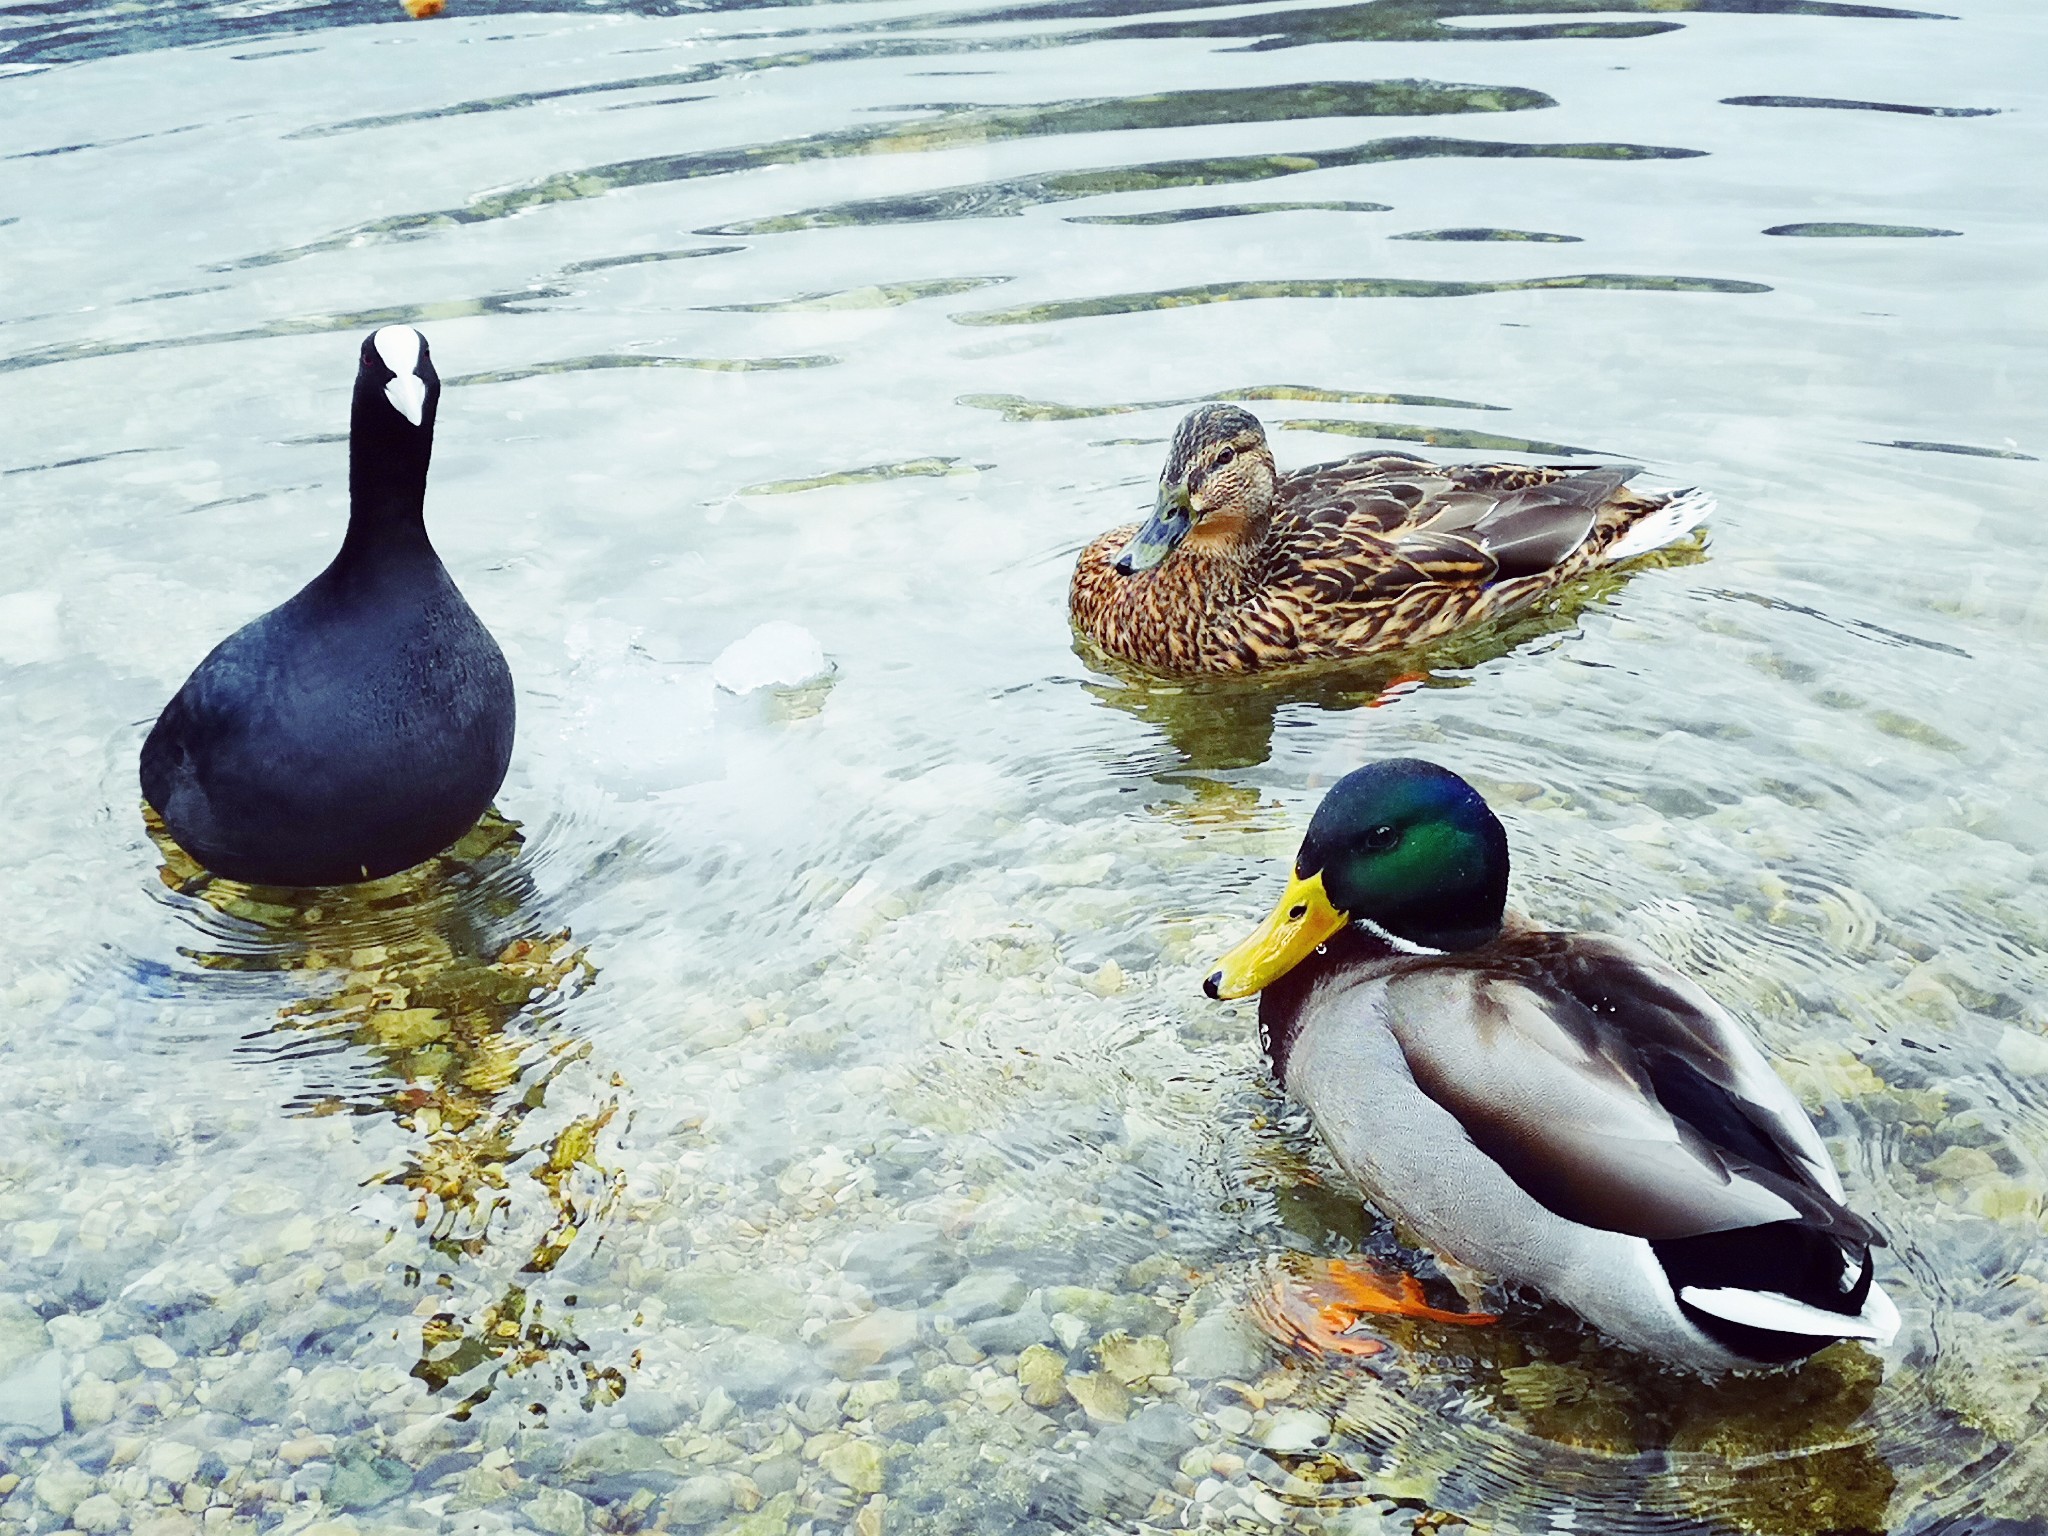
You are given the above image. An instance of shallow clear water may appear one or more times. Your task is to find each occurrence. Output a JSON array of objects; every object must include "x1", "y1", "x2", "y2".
[{"x1": 2, "y1": 1, "x2": 2046, "y2": 1532}]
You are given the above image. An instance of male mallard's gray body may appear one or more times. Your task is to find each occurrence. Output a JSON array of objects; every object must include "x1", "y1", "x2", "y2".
[{"x1": 1274, "y1": 925, "x2": 1895, "y2": 1372}]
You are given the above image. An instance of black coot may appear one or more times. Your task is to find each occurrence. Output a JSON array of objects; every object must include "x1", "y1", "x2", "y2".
[{"x1": 141, "y1": 326, "x2": 515, "y2": 885}]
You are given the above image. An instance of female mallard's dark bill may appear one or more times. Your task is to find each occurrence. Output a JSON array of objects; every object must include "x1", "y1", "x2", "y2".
[{"x1": 1112, "y1": 482, "x2": 1193, "y2": 575}]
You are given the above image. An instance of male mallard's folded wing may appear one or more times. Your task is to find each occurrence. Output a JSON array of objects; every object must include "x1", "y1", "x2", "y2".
[{"x1": 1378, "y1": 963, "x2": 1863, "y2": 1244}]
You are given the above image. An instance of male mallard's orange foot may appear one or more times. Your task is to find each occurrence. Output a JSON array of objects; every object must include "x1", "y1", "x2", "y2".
[{"x1": 1255, "y1": 1257, "x2": 1498, "y2": 1358}]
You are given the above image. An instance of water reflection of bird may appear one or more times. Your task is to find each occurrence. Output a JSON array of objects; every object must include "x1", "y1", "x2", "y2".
[
  {"x1": 1207, "y1": 760, "x2": 1899, "y2": 1372},
  {"x1": 1071, "y1": 404, "x2": 1710, "y2": 678},
  {"x1": 142, "y1": 325, "x2": 514, "y2": 887},
  {"x1": 148, "y1": 809, "x2": 622, "y2": 1412}
]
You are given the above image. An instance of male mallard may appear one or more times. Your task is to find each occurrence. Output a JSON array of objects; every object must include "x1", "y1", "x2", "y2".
[
  {"x1": 1070, "y1": 405, "x2": 1710, "y2": 677},
  {"x1": 1205, "y1": 760, "x2": 1899, "y2": 1373}
]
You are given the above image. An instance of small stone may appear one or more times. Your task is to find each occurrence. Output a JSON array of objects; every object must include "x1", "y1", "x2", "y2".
[
  {"x1": 818, "y1": 1310, "x2": 919, "y2": 1377},
  {"x1": 1211, "y1": 1406, "x2": 1252, "y2": 1437},
  {"x1": 663, "y1": 1474, "x2": 734, "y2": 1527},
  {"x1": 524, "y1": 1485, "x2": 590, "y2": 1536},
  {"x1": 46, "y1": 1315, "x2": 102, "y2": 1353},
  {"x1": 1996, "y1": 1027, "x2": 2048, "y2": 1076},
  {"x1": 279, "y1": 1435, "x2": 335, "y2": 1466},
  {"x1": 1086, "y1": 961, "x2": 1125, "y2": 997},
  {"x1": 1259, "y1": 1408, "x2": 1330, "y2": 1453},
  {"x1": 698, "y1": 1385, "x2": 735, "y2": 1432},
  {"x1": 1171, "y1": 1310, "x2": 1269, "y2": 1383},
  {"x1": 965, "y1": 1299, "x2": 1054, "y2": 1354},
  {"x1": 0, "y1": 1349, "x2": 65, "y2": 1440},
  {"x1": 855, "y1": 1493, "x2": 887, "y2": 1536},
  {"x1": 751, "y1": 1455, "x2": 800, "y2": 1498},
  {"x1": 1051, "y1": 1312, "x2": 1089, "y2": 1351},
  {"x1": 1016, "y1": 1344, "x2": 1068, "y2": 1408},
  {"x1": 1065, "y1": 1370, "x2": 1130, "y2": 1424},
  {"x1": 325, "y1": 1443, "x2": 414, "y2": 1510},
  {"x1": 0, "y1": 1301, "x2": 51, "y2": 1377},
  {"x1": 1923, "y1": 1146, "x2": 1999, "y2": 1185},
  {"x1": 790, "y1": 1381, "x2": 849, "y2": 1433},
  {"x1": 72, "y1": 1492, "x2": 125, "y2": 1533},
  {"x1": 132, "y1": 1336, "x2": 178, "y2": 1371},
  {"x1": 624, "y1": 1388, "x2": 688, "y2": 1437},
  {"x1": 938, "y1": 1270, "x2": 1027, "y2": 1325},
  {"x1": 716, "y1": 1337, "x2": 809, "y2": 1405},
  {"x1": 1097, "y1": 1332, "x2": 1170, "y2": 1387},
  {"x1": 820, "y1": 1439, "x2": 886, "y2": 1496},
  {"x1": 32, "y1": 1457, "x2": 94, "y2": 1517},
  {"x1": 844, "y1": 1378, "x2": 901, "y2": 1419},
  {"x1": 81, "y1": 1342, "x2": 135, "y2": 1381},
  {"x1": 730, "y1": 1490, "x2": 797, "y2": 1536},
  {"x1": 149, "y1": 1441, "x2": 202, "y2": 1485}
]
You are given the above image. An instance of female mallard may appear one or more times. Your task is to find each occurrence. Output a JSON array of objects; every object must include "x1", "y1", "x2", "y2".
[
  {"x1": 1206, "y1": 760, "x2": 1899, "y2": 1372},
  {"x1": 1070, "y1": 405, "x2": 1710, "y2": 677}
]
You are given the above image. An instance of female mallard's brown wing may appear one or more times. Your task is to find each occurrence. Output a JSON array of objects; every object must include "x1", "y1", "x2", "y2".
[{"x1": 1264, "y1": 465, "x2": 1645, "y2": 616}]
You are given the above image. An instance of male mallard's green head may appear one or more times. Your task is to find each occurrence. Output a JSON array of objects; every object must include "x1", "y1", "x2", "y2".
[
  {"x1": 1205, "y1": 760, "x2": 1509, "y2": 999},
  {"x1": 1114, "y1": 403, "x2": 1278, "y2": 575}
]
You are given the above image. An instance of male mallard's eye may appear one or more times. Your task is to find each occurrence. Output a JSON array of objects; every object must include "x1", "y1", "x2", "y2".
[
  {"x1": 1216, "y1": 447, "x2": 1236, "y2": 467},
  {"x1": 1364, "y1": 824, "x2": 1399, "y2": 851}
]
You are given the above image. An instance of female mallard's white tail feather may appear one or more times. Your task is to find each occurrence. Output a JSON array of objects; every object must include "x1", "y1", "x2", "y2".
[
  {"x1": 1680, "y1": 1282, "x2": 1900, "y2": 1343},
  {"x1": 1602, "y1": 487, "x2": 1715, "y2": 563}
]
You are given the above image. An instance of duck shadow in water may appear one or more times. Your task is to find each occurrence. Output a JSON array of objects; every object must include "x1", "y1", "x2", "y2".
[
  {"x1": 146, "y1": 807, "x2": 629, "y2": 1417},
  {"x1": 1080, "y1": 533, "x2": 1707, "y2": 774}
]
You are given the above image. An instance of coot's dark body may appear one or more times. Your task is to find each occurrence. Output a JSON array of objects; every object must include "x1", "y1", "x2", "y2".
[{"x1": 141, "y1": 327, "x2": 514, "y2": 886}]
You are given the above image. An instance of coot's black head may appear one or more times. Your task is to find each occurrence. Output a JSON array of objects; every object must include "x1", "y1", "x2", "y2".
[
  {"x1": 1206, "y1": 760, "x2": 1510, "y2": 999},
  {"x1": 356, "y1": 324, "x2": 438, "y2": 431},
  {"x1": 349, "y1": 325, "x2": 441, "y2": 519}
]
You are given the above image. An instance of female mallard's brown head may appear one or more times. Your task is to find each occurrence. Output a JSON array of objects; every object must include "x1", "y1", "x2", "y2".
[{"x1": 1114, "y1": 404, "x2": 1278, "y2": 575}]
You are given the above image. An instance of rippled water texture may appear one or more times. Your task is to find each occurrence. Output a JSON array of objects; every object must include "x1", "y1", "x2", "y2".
[{"x1": 3, "y1": 1, "x2": 2046, "y2": 1533}]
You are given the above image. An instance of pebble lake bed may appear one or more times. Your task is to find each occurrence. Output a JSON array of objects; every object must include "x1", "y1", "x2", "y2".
[{"x1": 3, "y1": 1, "x2": 2048, "y2": 1535}]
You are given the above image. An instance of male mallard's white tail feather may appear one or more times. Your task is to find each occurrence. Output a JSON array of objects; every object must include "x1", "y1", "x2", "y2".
[
  {"x1": 1680, "y1": 1282, "x2": 1899, "y2": 1343},
  {"x1": 1602, "y1": 487, "x2": 1715, "y2": 563}
]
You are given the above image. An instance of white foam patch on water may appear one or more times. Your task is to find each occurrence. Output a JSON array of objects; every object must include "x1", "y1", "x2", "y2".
[
  {"x1": 0, "y1": 589, "x2": 61, "y2": 665},
  {"x1": 712, "y1": 620, "x2": 829, "y2": 694}
]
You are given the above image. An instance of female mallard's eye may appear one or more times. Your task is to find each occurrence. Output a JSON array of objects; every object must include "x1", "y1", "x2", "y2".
[
  {"x1": 1364, "y1": 824, "x2": 1399, "y2": 851},
  {"x1": 1216, "y1": 446, "x2": 1236, "y2": 467}
]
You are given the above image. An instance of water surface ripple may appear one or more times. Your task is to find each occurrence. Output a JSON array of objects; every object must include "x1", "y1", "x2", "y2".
[{"x1": 1, "y1": 1, "x2": 2044, "y2": 1534}]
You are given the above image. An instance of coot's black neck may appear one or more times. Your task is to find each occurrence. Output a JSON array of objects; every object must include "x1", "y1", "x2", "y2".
[{"x1": 341, "y1": 368, "x2": 437, "y2": 564}]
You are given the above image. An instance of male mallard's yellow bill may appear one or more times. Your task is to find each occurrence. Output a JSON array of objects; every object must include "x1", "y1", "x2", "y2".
[
  {"x1": 1112, "y1": 483, "x2": 1193, "y2": 575},
  {"x1": 1205, "y1": 869, "x2": 1348, "y2": 999}
]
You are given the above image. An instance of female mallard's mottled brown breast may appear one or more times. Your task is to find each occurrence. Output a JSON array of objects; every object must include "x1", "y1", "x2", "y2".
[{"x1": 1070, "y1": 409, "x2": 1711, "y2": 679}]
